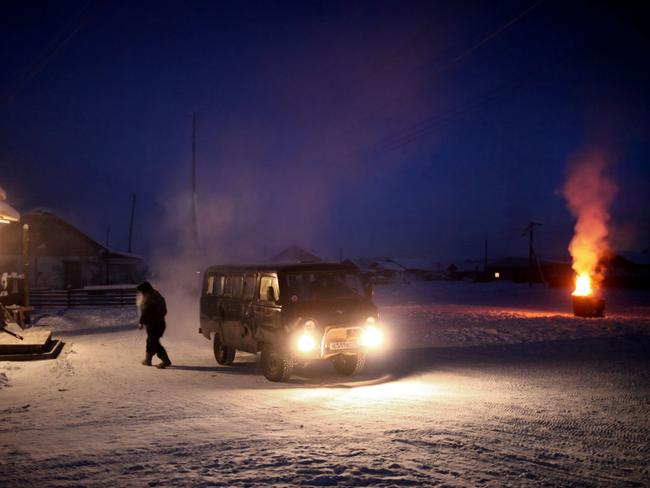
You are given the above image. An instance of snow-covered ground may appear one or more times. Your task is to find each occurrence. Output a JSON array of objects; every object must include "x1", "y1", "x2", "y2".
[{"x1": 1, "y1": 281, "x2": 649, "y2": 486}]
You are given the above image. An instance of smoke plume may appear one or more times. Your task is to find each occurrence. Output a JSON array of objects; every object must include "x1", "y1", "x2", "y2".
[{"x1": 562, "y1": 149, "x2": 617, "y2": 292}]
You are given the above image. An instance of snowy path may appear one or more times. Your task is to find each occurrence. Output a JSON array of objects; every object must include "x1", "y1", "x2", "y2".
[{"x1": 1, "y1": 283, "x2": 650, "y2": 486}]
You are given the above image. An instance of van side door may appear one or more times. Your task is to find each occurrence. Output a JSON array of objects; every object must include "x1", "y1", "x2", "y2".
[
  {"x1": 252, "y1": 274, "x2": 283, "y2": 349},
  {"x1": 200, "y1": 272, "x2": 223, "y2": 336},
  {"x1": 221, "y1": 274, "x2": 244, "y2": 347},
  {"x1": 239, "y1": 273, "x2": 258, "y2": 352}
]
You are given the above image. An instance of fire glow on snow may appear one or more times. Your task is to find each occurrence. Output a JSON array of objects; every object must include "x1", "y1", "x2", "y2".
[{"x1": 562, "y1": 150, "x2": 617, "y2": 296}]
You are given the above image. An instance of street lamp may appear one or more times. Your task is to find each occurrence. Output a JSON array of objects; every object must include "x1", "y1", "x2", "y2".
[
  {"x1": 0, "y1": 186, "x2": 29, "y2": 326},
  {"x1": 0, "y1": 186, "x2": 20, "y2": 224}
]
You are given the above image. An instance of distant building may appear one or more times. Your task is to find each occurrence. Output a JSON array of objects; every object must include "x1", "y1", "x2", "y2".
[
  {"x1": 485, "y1": 253, "x2": 650, "y2": 289},
  {"x1": 485, "y1": 257, "x2": 571, "y2": 286},
  {"x1": 347, "y1": 257, "x2": 411, "y2": 283},
  {"x1": 0, "y1": 210, "x2": 145, "y2": 289},
  {"x1": 268, "y1": 245, "x2": 321, "y2": 263},
  {"x1": 397, "y1": 258, "x2": 445, "y2": 281},
  {"x1": 604, "y1": 252, "x2": 650, "y2": 289},
  {"x1": 367, "y1": 258, "x2": 409, "y2": 283}
]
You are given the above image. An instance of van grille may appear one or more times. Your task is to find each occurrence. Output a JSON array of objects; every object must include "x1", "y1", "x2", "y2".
[{"x1": 322, "y1": 326, "x2": 362, "y2": 353}]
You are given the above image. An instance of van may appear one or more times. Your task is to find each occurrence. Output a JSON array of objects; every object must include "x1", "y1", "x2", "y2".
[{"x1": 199, "y1": 262, "x2": 384, "y2": 382}]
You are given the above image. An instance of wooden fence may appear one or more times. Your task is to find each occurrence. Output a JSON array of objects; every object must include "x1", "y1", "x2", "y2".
[{"x1": 30, "y1": 288, "x2": 138, "y2": 308}]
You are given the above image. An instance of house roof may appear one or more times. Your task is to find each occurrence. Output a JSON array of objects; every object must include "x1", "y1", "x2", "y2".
[
  {"x1": 268, "y1": 245, "x2": 321, "y2": 263},
  {"x1": 206, "y1": 262, "x2": 358, "y2": 274},
  {"x1": 369, "y1": 260, "x2": 407, "y2": 272},
  {"x1": 394, "y1": 258, "x2": 435, "y2": 271},
  {"x1": 0, "y1": 210, "x2": 142, "y2": 261},
  {"x1": 29, "y1": 209, "x2": 109, "y2": 251},
  {"x1": 104, "y1": 249, "x2": 144, "y2": 261},
  {"x1": 620, "y1": 251, "x2": 650, "y2": 266}
]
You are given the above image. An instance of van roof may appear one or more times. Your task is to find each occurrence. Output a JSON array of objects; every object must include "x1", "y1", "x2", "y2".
[{"x1": 205, "y1": 261, "x2": 359, "y2": 274}]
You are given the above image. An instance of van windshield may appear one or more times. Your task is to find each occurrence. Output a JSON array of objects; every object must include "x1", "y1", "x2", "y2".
[{"x1": 282, "y1": 272, "x2": 364, "y2": 301}]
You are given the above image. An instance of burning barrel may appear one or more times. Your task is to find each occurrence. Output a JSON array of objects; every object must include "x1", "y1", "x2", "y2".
[
  {"x1": 572, "y1": 273, "x2": 605, "y2": 318},
  {"x1": 572, "y1": 295, "x2": 605, "y2": 318}
]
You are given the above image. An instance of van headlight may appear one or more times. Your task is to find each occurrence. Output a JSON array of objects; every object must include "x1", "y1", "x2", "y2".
[
  {"x1": 360, "y1": 324, "x2": 383, "y2": 348},
  {"x1": 297, "y1": 332, "x2": 316, "y2": 352}
]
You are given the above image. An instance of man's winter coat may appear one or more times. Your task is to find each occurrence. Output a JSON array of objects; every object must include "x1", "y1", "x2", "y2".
[
  {"x1": 136, "y1": 281, "x2": 171, "y2": 366},
  {"x1": 137, "y1": 282, "x2": 167, "y2": 327}
]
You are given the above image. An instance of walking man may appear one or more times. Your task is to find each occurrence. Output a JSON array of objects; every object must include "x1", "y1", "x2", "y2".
[{"x1": 136, "y1": 281, "x2": 172, "y2": 369}]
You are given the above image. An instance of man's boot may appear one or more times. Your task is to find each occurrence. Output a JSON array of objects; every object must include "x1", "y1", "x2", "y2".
[
  {"x1": 156, "y1": 350, "x2": 172, "y2": 369},
  {"x1": 142, "y1": 353, "x2": 152, "y2": 366}
]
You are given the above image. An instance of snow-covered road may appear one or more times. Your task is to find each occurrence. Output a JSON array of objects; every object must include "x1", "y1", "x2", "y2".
[{"x1": 1, "y1": 283, "x2": 649, "y2": 486}]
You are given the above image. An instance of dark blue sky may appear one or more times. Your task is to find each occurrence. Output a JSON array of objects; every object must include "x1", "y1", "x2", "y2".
[{"x1": 1, "y1": 0, "x2": 648, "y2": 263}]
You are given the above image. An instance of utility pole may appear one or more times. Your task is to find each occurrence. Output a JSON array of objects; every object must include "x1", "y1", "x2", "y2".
[
  {"x1": 105, "y1": 224, "x2": 111, "y2": 285},
  {"x1": 22, "y1": 224, "x2": 30, "y2": 313},
  {"x1": 522, "y1": 221, "x2": 544, "y2": 287},
  {"x1": 128, "y1": 194, "x2": 136, "y2": 253},
  {"x1": 191, "y1": 112, "x2": 199, "y2": 249},
  {"x1": 484, "y1": 239, "x2": 488, "y2": 269}
]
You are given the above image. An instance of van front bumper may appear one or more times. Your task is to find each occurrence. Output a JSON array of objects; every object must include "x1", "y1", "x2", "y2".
[{"x1": 293, "y1": 325, "x2": 376, "y2": 360}]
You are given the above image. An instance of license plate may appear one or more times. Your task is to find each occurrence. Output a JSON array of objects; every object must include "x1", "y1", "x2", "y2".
[{"x1": 329, "y1": 341, "x2": 357, "y2": 350}]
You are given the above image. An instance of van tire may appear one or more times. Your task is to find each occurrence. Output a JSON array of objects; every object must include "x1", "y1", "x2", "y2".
[
  {"x1": 261, "y1": 346, "x2": 293, "y2": 382},
  {"x1": 333, "y1": 353, "x2": 366, "y2": 376},
  {"x1": 213, "y1": 335, "x2": 236, "y2": 365}
]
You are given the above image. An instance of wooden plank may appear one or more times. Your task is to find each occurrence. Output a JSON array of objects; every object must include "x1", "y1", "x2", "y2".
[
  {"x1": 0, "y1": 330, "x2": 52, "y2": 354},
  {"x1": 0, "y1": 339, "x2": 63, "y2": 361}
]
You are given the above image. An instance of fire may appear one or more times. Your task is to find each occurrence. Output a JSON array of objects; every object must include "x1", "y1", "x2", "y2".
[
  {"x1": 573, "y1": 273, "x2": 592, "y2": 296},
  {"x1": 562, "y1": 149, "x2": 616, "y2": 297}
]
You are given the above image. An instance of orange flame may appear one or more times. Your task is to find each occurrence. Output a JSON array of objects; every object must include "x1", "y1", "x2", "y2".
[
  {"x1": 573, "y1": 273, "x2": 592, "y2": 296},
  {"x1": 563, "y1": 149, "x2": 616, "y2": 296}
]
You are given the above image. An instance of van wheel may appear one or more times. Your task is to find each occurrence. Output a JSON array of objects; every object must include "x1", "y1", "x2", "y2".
[
  {"x1": 213, "y1": 335, "x2": 235, "y2": 365},
  {"x1": 333, "y1": 353, "x2": 366, "y2": 376},
  {"x1": 261, "y1": 346, "x2": 293, "y2": 382}
]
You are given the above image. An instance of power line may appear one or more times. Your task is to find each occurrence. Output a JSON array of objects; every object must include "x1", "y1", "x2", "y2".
[
  {"x1": 375, "y1": 83, "x2": 521, "y2": 151},
  {"x1": 357, "y1": 0, "x2": 547, "y2": 133},
  {"x1": 191, "y1": 112, "x2": 200, "y2": 249},
  {"x1": 442, "y1": 0, "x2": 546, "y2": 73},
  {"x1": 2, "y1": 0, "x2": 95, "y2": 105},
  {"x1": 522, "y1": 221, "x2": 545, "y2": 287}
]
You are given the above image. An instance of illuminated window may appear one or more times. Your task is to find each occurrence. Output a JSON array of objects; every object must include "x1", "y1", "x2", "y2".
[
  {"x1": 259, "y1": 275, "x2": 279, "y2": 301},
  {"x1": 207, "y1": 275, "x2": 215, "y2": 294}
]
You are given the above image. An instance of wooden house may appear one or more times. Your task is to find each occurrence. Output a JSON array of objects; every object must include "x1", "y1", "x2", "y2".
[{"x1": 0, "y1": 210, "x2": 144, "y2": 289}]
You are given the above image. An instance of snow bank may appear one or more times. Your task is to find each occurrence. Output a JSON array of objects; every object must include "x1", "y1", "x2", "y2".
[
  {"x1": 32, "y1": 307, "x2": 138, "y2": 333},
  {"x1": 26, "y1": 281, "x2": 650, "y2": 349},
  {"x1": 374, "y1": 281, "x2": 650, "y2": 349},
  {"x1": 381, "y1": 304, "x2": 650, "y2": 349}
]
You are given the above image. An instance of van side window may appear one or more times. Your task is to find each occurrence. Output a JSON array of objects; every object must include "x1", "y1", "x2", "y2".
[
  {"x1": 215, "y1": 275, "x2": 225, "y2": 296},
  {"x1": 225, "y1": 274, "x2": 244, "y2": 298},
  {"x1": 206, "y1": 275, "x2": 215, "y2": 295},
  {"x1": 259, "y1": 275, "x2": 279, "y2": 301},
  {"x1": 243, "y1": 274, "x2": 256, "y2": 300}
]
